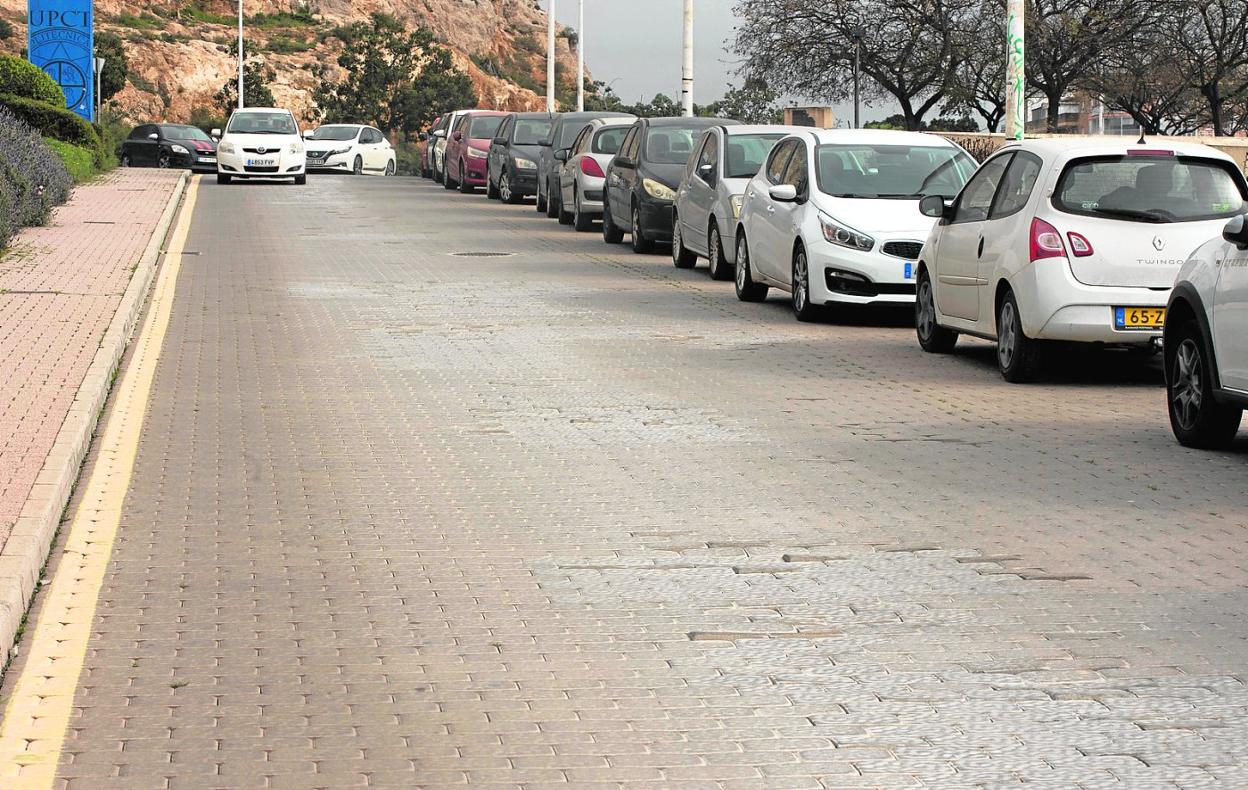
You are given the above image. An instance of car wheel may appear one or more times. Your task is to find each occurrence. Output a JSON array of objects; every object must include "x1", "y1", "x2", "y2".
[
  {"x1": 707, "y1": 223, "x2": 732, "y2": 281},
  {"x1": 557, "y1": 191, "x2": 574, "y2": 225},
  {"x1": 385, "y1": 160, "x2": 396, "y2": 177},
  {"x1": 157, "y1": 152, "x2": 171, "y2": 169},
  {"x1": 1167, "y1": 321, "x2": 1243, "y2": 448},
  {"x1": 996, "y1": 290, "x2": 1043, "y2": 383},
  {"x1": 443, "y1": 164, "x2": 457, "y2": 190},
  {"x1": 735, "y1": 235, "x2": 768, "y2": 302},
  {"x1": 573, "y1": 188, "x2": 594, "y2": 232},
  {"x1": 487, "y1": 172, "x2": 500, "y2": 199},
  {"x1": 602, "y1": 196, "x2": 625, "y2": 244},
  {"x1": 434, "y1": 160, "x2": 444, "y2": 183},
  {"x1": 121, "y1": 153, "x2": 132, "y2": 167},
  {"x1": 915, "y1": 268, "x2": 958, "y2": 353},
  {"x1": 294, "y1": 174, "x2": 307, "y2": 185},
  {"x1": 546, "y1": 181, "x2": 560, "y2": 218},
  {"x1": 501, "y1": 172, "x2": 522, "y2": 205},
  {"x1": 352, "y1": 155, "x2": 363, "y2": 176},
  {"x1": 671, "y1": 214, "x2": 697, "y2": 268},
  {"x1": 631, "y1": 203, "x2": 654, "y2": 254},
  {"x1": 217, "y1": 173, "x2": 232, "y2": 185},
  {"x1": 458, "y1": 163, "x2": 474, "y2": 193},
  {"x1": 791, "y1": 247, "x2": 823, "y2": 321},
  {"x1": 536, "y1": 184, "x2": 547, "y2": 213}
]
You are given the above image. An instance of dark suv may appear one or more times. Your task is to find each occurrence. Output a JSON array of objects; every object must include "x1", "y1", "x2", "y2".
[
  {"x1": 603, "y1": 117, "x2": 739, "y2": 253},
  {"x1": 487, "y1": 112, "x2": 555, "y2": 204},
  {"x1": 536, "y1": 111, "x2": 633, "y2": 218}
]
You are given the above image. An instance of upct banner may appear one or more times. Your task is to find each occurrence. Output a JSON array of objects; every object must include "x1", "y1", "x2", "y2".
[{"x1": 27, "y1": 0, "x2": 95, "y2": 121}]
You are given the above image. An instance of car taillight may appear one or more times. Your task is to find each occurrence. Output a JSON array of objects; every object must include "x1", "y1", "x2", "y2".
[
  {"x1": 1029, "y1": 217, "x2": 1066, "y2": 262},
  {"x1": 580, "y1": 156, "x2": 605, "y2": 178},
  {"x1": 1067, "y1": 232, "x2": 1093, "y2": 257}
]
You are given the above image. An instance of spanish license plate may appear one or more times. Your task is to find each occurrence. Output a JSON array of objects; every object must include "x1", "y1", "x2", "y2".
[
  {"x1": 246, "y1": 158, "x2": 275, "y2": 167},
  {"x1": 1115, "y1": 306, "x2": 1166, "y2": 330},
  {"x1": 903, "y1": 262, "x2": 914, "y2": 280}
]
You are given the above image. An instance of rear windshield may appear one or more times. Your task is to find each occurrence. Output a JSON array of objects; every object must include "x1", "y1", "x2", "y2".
[
  {"x1": 1054, "y1": 155, "x2": 1245, "y2": 223},
  {"x1": 593, "y1": 127, "x2": 629, "y2": 155},
  {"x1": 469, "y1": 116, "x2": 504, "y2": 139},
  {"x1": 513, "y1": 118, "x2": 552, "y2": 145},
  {"x1": 645, "y1": 127, "x2": 702, "y2": 165},
  {"x1": 725, "y1": 133, "x2": 786, "y2": 178},
  {"x1": 816, "y1": 144, "x2": 976, "y2": 199},
  {"x1": 227, "y1": 111, "x2": 298, "y2": 135}
]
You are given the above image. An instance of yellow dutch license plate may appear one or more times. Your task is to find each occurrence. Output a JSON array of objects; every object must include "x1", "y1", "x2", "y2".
[{"x1": 1114, "y1": 306, "x2": 1166, "y2": 330}]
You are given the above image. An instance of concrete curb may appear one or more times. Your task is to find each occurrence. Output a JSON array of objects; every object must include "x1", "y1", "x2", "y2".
[{"x1": 0, "y1": 171, "x2": 189, "y2": 669}]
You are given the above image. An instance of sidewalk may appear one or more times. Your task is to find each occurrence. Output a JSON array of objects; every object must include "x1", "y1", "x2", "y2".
[{"x1": 0, "y1": 168, "x2": 185, "y2": 660}]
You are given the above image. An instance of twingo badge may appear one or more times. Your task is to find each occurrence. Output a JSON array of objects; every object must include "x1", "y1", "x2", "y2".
[{"x1": 27, "y1": 0, "x2": 95, "y2": 121}]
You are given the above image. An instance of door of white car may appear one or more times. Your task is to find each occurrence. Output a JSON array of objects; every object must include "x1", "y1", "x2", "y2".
[
  {"x1": 762, "y1": 141, "x2": 810, "y2": 287},
  {"x1": 680, "y1": 131, "x2": 718, "y2": 255},
  {"x1": 976, "y1": 151, "x2": 1044, "y2": 322},
  {"x1": 1214, "y1": 243, "x2": 1248, "y2": 389},
  {"x1": 751, "y1": 139, "x2": 800, "y2": 281},
  {"x1": 933, "y1": 153, "x2": 1013, "y2": 323}
]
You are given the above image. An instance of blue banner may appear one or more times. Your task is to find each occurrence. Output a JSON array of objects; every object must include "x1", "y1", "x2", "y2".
[{"x1": 27, "y1": 0, "x2": 94, "y2": 122}]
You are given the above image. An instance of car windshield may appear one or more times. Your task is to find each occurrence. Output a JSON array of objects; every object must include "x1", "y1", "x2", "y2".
[
  {"x1": 645, "y1": 127, "x2": 702, "y2": 165},
  {"x1": 1054, "y1": 155, "x2": 1245, "y2": 223},
  {"x1": 514, "y1": 119, "x2": 552, "y2": 145},
  {"x1": 724, "y1": 134, "x2": 786, "y2": 178},
  {"x1": 161, "y1": 125, "x2": 213, "y2": 142},
  {"x1": 469, "y1": 116, "x2": 504, "y2": 139},
  {"x1": 309, "y1": 126, "x2": 360, "y2": 141},
  {"x1": 815, "y1": 144, "x2": 976, "y2": 199},
  {"x1": 227, "y1": 111, "x2": 298, "y2": 135},
  {"x1": 593, "y1": 127, "x2": 629, "y2": 155}
]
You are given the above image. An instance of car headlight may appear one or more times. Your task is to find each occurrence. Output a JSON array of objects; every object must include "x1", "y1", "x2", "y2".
[
  {"x1": 643, "y1": 178, "x2": 677, "y2": 201},
  {"x1": 218, "y1": 142, "x2": 235, "y2": 154},
  {"x1": 820, "y1": 214, "x2": 875, "y2": 251},
  {"x1": 513, "y1": 157, "x2": 537, "y2": 170},
  {"x1": 730, "y1": 194, "x2": 744, "y2": 218},
  {"x1": 288, "y1": 142, "x2": 303, "y2": 154},
  {"x1": 329, "y1": 147, "x2": 351, "y2": 156},
  {"x1": 466, "y1": 147, "x2": 488, "y2": 159},
  {"x1": 170, "y1": 144, "x2": 189, "y2": 155}
]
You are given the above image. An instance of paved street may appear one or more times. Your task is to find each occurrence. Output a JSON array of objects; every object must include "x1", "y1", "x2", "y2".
[{"x1": 2, "y1": 172, "x2": 1247, "y2": 789}]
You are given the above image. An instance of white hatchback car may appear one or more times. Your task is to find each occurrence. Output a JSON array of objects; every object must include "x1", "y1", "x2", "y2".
[
  {"x1": 214, "y1": 107, "x2": 306, "y2": 185},
  {"x1": 916, "y1": 139, "x2": 1248, "y2": 382},
  {"x1": 557, "y1": 117, "x2": 635, "y2": 232},
  {"x1": 734, "y1": 129, "x2": 976, "y2": 320},
  {"x1": 673, "y1": 124, "x2": 804, "y2": 280},
  {"x1": 432, "y1": 110, "x2": 470, "y2": 184},
  {"x1": 1163, "y1": 215, "x2": 1248, "y2": 448},
  {"x1": 304, "y1": 124, "x2": 396, "y2": 176}
]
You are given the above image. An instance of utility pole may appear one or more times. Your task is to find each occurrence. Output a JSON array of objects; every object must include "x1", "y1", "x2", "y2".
[
  {"x1": 681, "y1": 0, "x2": 693, "y2": 116},
  {"x1": 93, "y1": 56, "x2": 105, "y2": 123},
  {"x1": 576, "y1": 0, "x2": 584, "y2": 112},
  {"x1": 546, "y1": 0, "x2": 556, "y2": 113},
  {"x1": 237, "y1": 0, "x2": 244, "y2": 110},
  {"x1": 1004, "y1": 0, "x2": 1024, "y2": 140}
]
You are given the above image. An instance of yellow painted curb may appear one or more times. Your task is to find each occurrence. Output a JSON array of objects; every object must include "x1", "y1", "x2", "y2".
[{"x1": 0, "y1": 176, "x2": 200, "y2": 787}]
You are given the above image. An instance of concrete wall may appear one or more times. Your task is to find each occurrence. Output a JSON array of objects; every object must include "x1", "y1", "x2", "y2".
[{"x1": 936, "y1": 132, "x2": 1248, "y2": 173}]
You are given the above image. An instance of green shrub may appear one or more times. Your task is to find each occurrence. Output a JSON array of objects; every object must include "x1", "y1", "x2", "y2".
[
  {"x1": 0, "y1": 54, "x2": 66, "y2": 106},
  {"x1": 0, "y1": 94, "x2": 100, "y2": 148},
  {"x1": 0, "y1": 105, "x2": 73, "y2": 248},
  {"x1": 44, "y1": 138, "x2": 96, "y2": 181}
]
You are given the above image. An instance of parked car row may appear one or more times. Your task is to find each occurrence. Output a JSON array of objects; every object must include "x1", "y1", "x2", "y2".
[{"x1": 419, "y1": 109, "x2": 1247, "y2": 450}]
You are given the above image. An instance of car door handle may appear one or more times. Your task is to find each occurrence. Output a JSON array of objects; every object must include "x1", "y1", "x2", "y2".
[
  {"x1": 977, "y1": 236, "x2": 985, "y2": 258},
  {"x1": 766, "y1": 206, "x2": 776, "y2": 214}
]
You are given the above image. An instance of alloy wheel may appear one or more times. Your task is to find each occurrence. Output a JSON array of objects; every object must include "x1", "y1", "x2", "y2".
[
  {"x1": 353, "y1": 156, "x2": 363, "y2": 175},
  {"x1": 1171, "y1": 338, "x2": 1204, "y2": 431},
  {"x1": 500, "y1": 173, "x2": 512, "y2": 202},
  {"x1": 998, "y1": 301, "x2": 1018, "y2": 369},
  {"x1": 793, "y1": 252, "x2": 808, "y2": 312},
  {"x1": 917, "y1": 278, "x2": 936, "y2": 341},
  {"x1": 158, "y1": 154, "x2": 170, "y2": 169}
]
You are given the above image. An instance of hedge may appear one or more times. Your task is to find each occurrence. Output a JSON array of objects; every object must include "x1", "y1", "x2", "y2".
[
  {"x1": 44, "y1": 138, "x2": 96, "y2": 182},
  {"x1": 0, "y1": 54, "x2": 65, "y2": 106},
  {"x1": 0, "y1": 105, "x2": 72, "y2": 249},
  {"x1": 0, "y1": 94, "x2": 99, "y2": 149}
]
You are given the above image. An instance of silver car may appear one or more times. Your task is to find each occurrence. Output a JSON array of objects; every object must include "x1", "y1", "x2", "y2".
[
  {"x1": 432, "y1": 110, "x2": 470, "y2": 184},
  {"x1": 672, "y1": 124, "x2": 804, "y2": 279},
  {"x1": 556, "y1": 117, "x2": 636, "y2": 232}
]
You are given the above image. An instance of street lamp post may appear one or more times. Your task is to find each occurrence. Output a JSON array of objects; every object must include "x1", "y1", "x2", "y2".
[
  {"x1": 93, "y1": 56, "x2": 105, "y2": 122},
  {"x1": 546, "y1": 0, "x2": 556, "y2": 113},
  {"x1": 576, "y1": 0, "x2": 584, "y2": 112},
  {"x1": 237, "y1": 0, "x2": 244, "y2": 110},
  {"x1": 681, "y1": 0, "x2": 693, "y2": 116},
  {"x1": 1004, "y1": 0, "x2": 1024, "y2": 139}
]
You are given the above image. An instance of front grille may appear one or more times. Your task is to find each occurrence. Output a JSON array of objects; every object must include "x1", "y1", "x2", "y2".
[
  {"x1": 882, "y1": 241, "x2": 923, "y2": 260},
  {"x1": 244, "y1": 165, "x2": 279, "y2": 174},
  {"x1": 824, "y1": 270, "x2": 916, "y2": 298},
  {"x1": 242, "y1": 147, "x2": 281, "y2": 154}
]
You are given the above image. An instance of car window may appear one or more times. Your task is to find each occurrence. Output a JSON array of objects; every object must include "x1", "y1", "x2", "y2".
[
  {"x1": 990, "y1": 151, "x2": 1043, "y2": 219},
  {"x1": 162, "y1": 125, "x2": 213, "y2": 142},
  {"x1": 469, "y1": 115, "x2": 504, "y2": 139},
  {"x1": 594, "y1": 126, "x2": 628, "y2": 155},
  {"x1": 453, "y1": 115, "x2": 468, "y2": 134},
  {"x1": 515, "y1": 118, "x2": 553, "y2": 146},
  {"x1": 1054, "y1": 155, "x2": 1246, "y2": 223},
  {"x1": 493, "y1": 117, "x2": 511, "y2": 142},
  {"x1": 782, "y1": 142, "x2": 809, "y2": 193},
  {"x1": 644, "y1": 127, "x2": 700, "y2": 165},
  {"x1": 815, "y1": 143, "x2": 977, "y2": 199},
  {"x1": 766, "y1": 140, "x2": 797, "y2": 185},
  {"x1": 724, "y1": 133, "x2": 786, "y2": 179},
  {"x1": 569, "y1": 127, "x2": 590, "y2": 155},
  {"x1": 619, "y1": 126, "x2": 639, "y2": 160},
  {"x1": 952, "y1": 153, "x2": 1012, "y2": 223},
  {"x1": 227, "y1": 112, "x2": 297, "y2": 135},
  {"x1": 127, "y1": 126, "x2": 147, "y2": 141},
  {"x1": 694, "y1": 132, "x2": 718, "y2": 177}
]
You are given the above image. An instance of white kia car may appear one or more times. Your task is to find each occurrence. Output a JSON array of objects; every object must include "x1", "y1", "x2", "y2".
[
  {"x1": 673, "y1": 124, "x2": 803, "y2": 279},
  {"x1": 734, "y1": 129, "x2": 976, "y2": 320},
  {"x1": 556, "y1": 116, "x2": 635, "y2": 231},
  {"x1": 916, "y1": 138, "x2": 1248, "y2": 382},
  {"x1": 1163, "y1": 215, "x2": 1248, "y2": 448},
  {"x1": 304, "y1": 124, "x2": 396, "y2": 176},
  {"x1": 214, "y1": 107, "x2": 306, "y2": 185}
]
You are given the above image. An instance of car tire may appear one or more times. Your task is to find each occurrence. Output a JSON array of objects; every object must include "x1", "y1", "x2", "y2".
[
  {"x1": 458, "y1": 162, "x2": 474, "y2": 193},
  {"x1": 557, "y1": 192, "x2": 574, "y2": 225},
  {"x1": 915, "y1": 268, "x2": 958, "y2": 353},
  {"x1": 501, "y1": 172, "x2": 522, "y2": 205},
  {"x1": 385, "y1": 160, "x2": 396, "y2": 177},
  {"x1": 631, "y1": 203, "x2": 654, "y2": 254},
  {"x1": 157, "y1": 152, "x2": 171, "y2": 169},
  {"x1": 671, "y1": 214, "x2": 698, "y2": 268},
  {"x1": 996, "y1": 289, "x2": 1043, "y2": 383},
  {"x1": 434, "y1": 160, "x2": 444, "y2": 183},
  {"x1": 294, "y1": 174, "x2": 307, "y2": 185},
  {"x1": 791, "y1": 247, "x2": 823, "y2": 322},
  {"x1": 121, "y1": 153, "x2": 132, "y2": 167},
  {"x1": 443, "y1": 165, "x2": 457, "y2": 189},
  {"x1": 352, "y1": 155, "x2": 363, "y2": 176},
  {"x1": 1167, "y1": 320, "x2": 1243, "y2": 448},
  {"x1": 735, "y1": 235, "x2": 768, "y2": 302},
  {"x1": 546, "y1": 181, "x2": 560, "y2": 219},
  {"x1": 707, "y1": 223, "x2": 732, "y2": 281},
  {"x1": 487, "y1": 172, "x2": 500, "y2": 199},
  {"x1": 602, "y1": 197, "x2": 625, "y2": 244},
  {"x1": 217, "y1": 173, "x2": 232, "y2": 185},
  {"x1": 536, "y1": 184, "x2": 547, "y2": 213},
  {"x1": 573, "y1": 188, "x2": 594, "y2": 232}
]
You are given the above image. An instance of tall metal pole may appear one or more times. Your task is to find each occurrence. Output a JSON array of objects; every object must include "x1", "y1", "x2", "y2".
[
  {"x1": 853, "y1": 40, "x2": 860, "y2": 129},
  {"x1": 1004, "y1": 0, "x2": 1024, "y2": 140},
  {"x1": 546, "y1": 0, "x2": 556, "y2": 113},
  {"x1": 237, "y1": 0, "x2": 244, "y2": 110},
  {"x1": 681, "y1": 0, "x2": 694, "y2": 116},
  {"x1": 576, "y1": 0, "x2": 584, "y2": 112}
]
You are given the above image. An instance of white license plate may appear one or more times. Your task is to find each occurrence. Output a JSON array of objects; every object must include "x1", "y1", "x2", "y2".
[
  {"x1": 199, "y1": 156, "x2": 216, "y2": 162},
  {"x1": 246, "y1": 158, "x2": 275, "y2": 167}
]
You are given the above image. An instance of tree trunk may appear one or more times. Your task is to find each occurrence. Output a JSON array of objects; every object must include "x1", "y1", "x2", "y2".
[
  {"x1": 1204, "y1": 84, "x2": 1225, "y2": 136},
  {"x1": 1046, "y1": 92, "x2": 1061, "y2": 133}
]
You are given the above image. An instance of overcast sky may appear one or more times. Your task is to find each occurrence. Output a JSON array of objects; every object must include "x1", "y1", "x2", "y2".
[{"x1": 543, "y1": 0, "x2": 890, "y2": 123}]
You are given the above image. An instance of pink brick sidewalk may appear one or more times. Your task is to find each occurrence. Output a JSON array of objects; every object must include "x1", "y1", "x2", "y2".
[{"x1": 0, "y1": 169, "x2": 183, "y2": 549}]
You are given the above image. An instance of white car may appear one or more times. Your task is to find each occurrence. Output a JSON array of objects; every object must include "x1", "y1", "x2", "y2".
[
  {"x1": 557, "y1": 117, "x2": 635, "y2": 231},
  {"x1": 1164, "y1": 215, "x2": 1248, "y2": 448},
  {"x1": 304, "y1": 124, "x2": 396, "y2": 176},
  {"x1": 916, "y1": 138, "x2": 1248, "y2": 382},
  {"x1": 673, "y1": 124, "x2": 804, "y2": 279},
  {"x1": 214, "y1": 107, "x2": 306, "y2": 185},
  {"x1": 432, "y1": 110, "x2": 470, "y2": 184},
  {"x1": 734, "y1": 129, "x2": 976, "y2": 320}
]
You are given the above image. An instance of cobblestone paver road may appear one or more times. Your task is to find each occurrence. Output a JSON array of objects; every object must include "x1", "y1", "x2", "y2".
[{"x1": 5, "y1": 174, "x2": 1248, "y2": 789}]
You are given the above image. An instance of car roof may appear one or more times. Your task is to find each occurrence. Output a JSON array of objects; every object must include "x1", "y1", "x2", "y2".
[
  {"x1": 644, "y1": 116, "x2": 739, "y2": 128},
  {"x1": 1000, "y1": 136, "x2": 1237, "y2": 164},
  {"x1": 589, "y1": 117, "x2": 636, "y2": 129},
  {"x1": 798, "y1": 128, "x2": 959, "y2": 147},
  {"x1": 461, "y1": 109, "x2": 508, "y2": 117},
  {"x1": 231, "y1": 107, "x2": 291, "y2": 114},
  {"x1": 722, "y1": 124, "x2": 809, "y2": 136}
]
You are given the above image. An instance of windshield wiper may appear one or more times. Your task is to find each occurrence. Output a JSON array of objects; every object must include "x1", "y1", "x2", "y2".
[{"x1": 1086, "y1": 207, "x2": 1170, "y2": 223}]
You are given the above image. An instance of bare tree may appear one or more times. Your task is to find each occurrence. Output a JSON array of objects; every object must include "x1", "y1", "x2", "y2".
[
  {"x1": 1087, "y1": 19, "x2": 1207, "y2": 135},
  {"x1": 947, "y1": 0, "x2": 1007, "y2": 132},
  {"x1": 1171, "y1": 0, "x2": 1248, "y2": 135}
]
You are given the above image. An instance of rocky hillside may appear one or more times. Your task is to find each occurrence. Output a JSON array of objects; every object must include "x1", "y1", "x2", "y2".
[{"x1": 0, "y1": 0, "x2": 579, "y2": 124}]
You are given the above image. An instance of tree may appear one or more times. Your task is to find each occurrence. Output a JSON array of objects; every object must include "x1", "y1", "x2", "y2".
[
  {"x1": 865, "y1": 113, "x2": 978, "y2": 131},
  {"x1": 946, "y1": 0, "x2": 1006, "y2": 132},
  {"x1": 94, "y1": 32, "x2": 128, "y2": 103},
  {"x1": 314, "y1": 13, "x2": 476, "y2": 136},
  {"x1": 584, "y1": 80, "x2": 627, "y2": 112},
  {"x1": 704, "y1": 78, "x2": 783, "y2": 123},
  {"x1": 1170, "y1": 0, "x2": 1248, "y2": 135},
  {"x1": 1088, "y1": 20, "x2": 1207, "y2": 135},
  {"x1": 215, "y1": 61, "x2": 276, "y2": 117}
]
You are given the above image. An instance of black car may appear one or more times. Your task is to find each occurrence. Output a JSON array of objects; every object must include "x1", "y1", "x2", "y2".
[
  {"x1": 603, "y1": 116, "x2": 739, "y2": 253},
  {"x1": 119, "y1": 123, "x2": 217, "y2": 172},
  {"x1": 487, "y1": 112, "x2": 554, "y2": 204},
  {"x1": 536, "y1": 111, "x2": 633, "y2": 218}
]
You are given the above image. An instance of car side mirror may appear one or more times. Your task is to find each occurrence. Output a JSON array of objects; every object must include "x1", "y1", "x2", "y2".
[
  {"x1": 554, "y1": 148, "x2": 569, "y2": 162},
  {"x1": 452, "y1": 131, "x2": 463, "y2": 142},
  {"x1": 769, "y1": 184, "x2": 798, "y2": 202},
  {"x1": 920, "y1": 194, "x2": 953, "y2": 220},
  {"x1": 148, "y1": 132, "x2": 159, "y2": 141},
  {"x1": 698, "y1": 163, "x2": 714, "y2": 177},
  {"x1": 303, "y1": 131, "x2": 315, "y2": 139},
  {"x1": 211, "y1": 128, "x2": 221, "y2": 139},
  {"x1": 614, "y1": 156, "x2": 635, "y2": 169},
  {"x1": 1223, "y1": 214, "x2": 1248, "y2": 249},
  {"x1": 493, "y1": 136, "x2": 507, "y2": 146},
  {"x1": 433, "y1": 129, "x2": 446, "y2": 139}
]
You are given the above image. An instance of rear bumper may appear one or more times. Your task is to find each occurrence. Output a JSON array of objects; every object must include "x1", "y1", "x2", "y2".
[{"x1": 1012, "y1": 258, "x2": 1169, "y2": 344}]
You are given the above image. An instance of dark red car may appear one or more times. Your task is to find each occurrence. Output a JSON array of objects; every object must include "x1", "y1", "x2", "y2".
[{"x1": 443, "y1": 110, "x2": 507, "y2": 193}]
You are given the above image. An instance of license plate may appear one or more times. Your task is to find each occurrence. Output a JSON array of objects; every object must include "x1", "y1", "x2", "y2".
[
  {"x1": 199, "y1": 156, "x2": 216, "y2": 162},
  {"x1": 1115, "y1": 306, "x2": 1166, "y2": 330},
  {"x1": 903, "y1": 262, "x2": 914, "y2": 280},
  {"x1": 246, "y1": 158, "x2": 275, "y2": 167}
]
